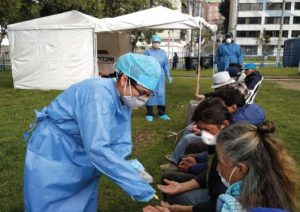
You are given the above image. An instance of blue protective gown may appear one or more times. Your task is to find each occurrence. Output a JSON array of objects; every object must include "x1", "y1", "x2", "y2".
[
  {"x1": 215, "y1": 42, "x2": 243, "y2": 72},
  {"x1": 143, "y1": 48, "x2": 170, "y2": 106},
  {"x1": 24, "y1": 78, "x2": 154, "y2": 211}
]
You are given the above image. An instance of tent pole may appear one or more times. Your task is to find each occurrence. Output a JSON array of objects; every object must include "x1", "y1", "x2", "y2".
[
  {"x1": 212, "y1": 32, "x2": 216, "y2": 74},
  {"x1": 168, "y1": 30, "x2": 170, "y2": 62},
  {"x1": 93, "y1": 30, "x2": 98, "y2": 77},
  {"x1": 172, "y1": 30, "x2": 174, "y2": 61},
  {"x1": 196, "y1": 23, "x2": 202, "y2": 97}
]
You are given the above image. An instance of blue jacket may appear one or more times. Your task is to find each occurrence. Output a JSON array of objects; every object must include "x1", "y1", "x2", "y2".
[
  {"x1": 24, "y1": 78, "x2": 154, "y2": 211},
  {"x1": 144, "y1": 48, "x2": 170, "y2": 105},
  {"x1": 215, "y1": 42, "x2": 243, "y2": 72}
]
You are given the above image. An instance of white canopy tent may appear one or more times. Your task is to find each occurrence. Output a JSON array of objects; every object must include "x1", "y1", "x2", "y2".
[{"x1": 8, "y1": 6, "x2": 217, "y2": 90}]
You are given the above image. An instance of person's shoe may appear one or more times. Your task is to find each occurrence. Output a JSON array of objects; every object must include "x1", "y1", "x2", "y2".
[
  {"x1": 159, "y1": 114, "x2": 171, "y2": 121},
  {"x1": 164, "y1": 154, "x2": 174, "y2": 163},
  {"x1": 145, "y1": 115, "x2": 153, "y2": 122},
  {"x1": 160, "y1": 163, "x2": 177, "y2": 171}
]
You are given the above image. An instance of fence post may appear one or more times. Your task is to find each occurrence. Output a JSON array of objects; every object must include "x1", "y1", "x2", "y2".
[{"x1": 2, "y1": 53, "x2": 5, "y2": 70}]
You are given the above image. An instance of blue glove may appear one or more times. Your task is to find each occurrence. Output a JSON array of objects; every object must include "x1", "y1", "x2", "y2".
[
  {"x1": 168, "y1": 77, "x2": 173, "y2": 84},
  {"x1": 132, "y1": 188, "x2": 156, "y2": 202}
]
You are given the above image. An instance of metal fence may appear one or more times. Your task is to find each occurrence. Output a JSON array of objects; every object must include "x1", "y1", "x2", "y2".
[
  {"x1": 0, "y1": 52, "x2": 11, "y2": 70},
  {"x1": 170, "y1": 51, "x2": 283, "y2": 70},
  {"x1": 0, "y1": 51, "x2": 284, "y2": 71}
]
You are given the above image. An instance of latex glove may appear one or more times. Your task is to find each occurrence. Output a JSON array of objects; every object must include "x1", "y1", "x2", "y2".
[
  {"x1": 168, "y1": 77, "x2": 172, "y2": 84},
  {"x1": 135, "y1": 191, "x2": 159, "y2": 202}
]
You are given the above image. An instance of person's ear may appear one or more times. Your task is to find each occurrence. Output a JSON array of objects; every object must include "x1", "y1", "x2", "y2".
[
  {"x1": 119, "y1": 75, "x2": 128, "y2": 87},
  {"x1": 236, "y1": 162, "x2": 248, "y2": 178}
]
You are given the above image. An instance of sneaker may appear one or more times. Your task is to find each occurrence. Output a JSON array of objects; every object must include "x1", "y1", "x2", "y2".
[
  {"x1": 145, "y1": 115, "x2": 153, "y2": 122},
  {"x1": 159, "y1": 114, "x2": 171, "y2": 121},
  {"x1": 160, "y1": 163, "x2": 177, "y2": 171},
  {"x1": 164, "y1": 154, "x2": 174, "y2": 163}
]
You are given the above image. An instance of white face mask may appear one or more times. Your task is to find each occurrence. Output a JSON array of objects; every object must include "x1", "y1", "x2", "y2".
[
  {"x1": 219, "y1": 166, "x2": 237, "y2": 188},
  {"x1": 120, "y1": 78, "x2": 147, "y2": 109},
  {"x1": 152, "y1": 43, "x2": 160, "y2": 49},
  {"x1": 237, "y1": 72, "x2": 246, "y2": 82},
  {"x1": 201, "y1": 130, "x2": 217, "y2": 145},
  {"x1": 225, "y1": 38, "x2": 232, "y2": 44}
]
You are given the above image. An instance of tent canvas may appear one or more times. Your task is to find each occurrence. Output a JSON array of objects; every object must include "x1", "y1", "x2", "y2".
[{"x1": 8, "y1": 7, "x2": 217, "y2": 90}]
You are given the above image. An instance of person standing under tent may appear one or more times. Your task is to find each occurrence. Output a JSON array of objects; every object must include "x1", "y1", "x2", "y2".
[
  {"x1": 215, "y1": 32, "x2": 243, "y2": 72},
  {"x1": 144, "y1": 34, "x2": 172, "y2": 122},
  {"x1": 23, "y1": 53, "x2": 161, "y2": 211}
]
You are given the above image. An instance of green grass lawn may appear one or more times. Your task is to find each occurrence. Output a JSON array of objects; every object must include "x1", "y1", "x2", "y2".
[{"x1": 0, "y1": 68, "x2": 299, "y2": 211}]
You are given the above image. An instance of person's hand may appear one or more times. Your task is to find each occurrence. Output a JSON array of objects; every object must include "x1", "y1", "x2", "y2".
[
  {"x1": 143, "y1": 205, "x2": 170, "y2": 212},
  {"x1": 191, "y1": 124, "x2": 201, "y2": 135},
  {"x1": 168, "y1": 77, "x2": 173, "y2": 84},
  {"x1": 157, "y1": 179, "x2": 183, "y2": 195},
  {"x1": 177, "y1": 156, "x2": 197, "y2": 172},
  {"x1": 161, "y1": 201, "x2": 192, "y2": 212}
]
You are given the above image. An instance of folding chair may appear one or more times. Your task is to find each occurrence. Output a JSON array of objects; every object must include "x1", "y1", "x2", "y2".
[{"x1": 245, "y1": 76, "x2": 264, "y2": 104}]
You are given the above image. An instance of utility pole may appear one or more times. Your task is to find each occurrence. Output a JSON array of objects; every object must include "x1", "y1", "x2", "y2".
[
  {"x1": 276, "y1": 0, "x2": 286, "y2": 67},
  {"x1": 228, "y1": 0, "x2": 238, "y2": 37}
]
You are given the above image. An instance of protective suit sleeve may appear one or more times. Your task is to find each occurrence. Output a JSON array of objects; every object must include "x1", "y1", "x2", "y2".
[
  {"x1": 237, "y1": 45, "x2": 243, "y2": 65},
  {"x1": 76, "y1": 88, "x2": 155, "y2": 201},
  {"x1": 163, "y1": 52, "x2": 171, "y2": 80}
]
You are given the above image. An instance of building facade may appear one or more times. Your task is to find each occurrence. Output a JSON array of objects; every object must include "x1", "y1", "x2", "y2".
[{"x1": 236, "y1": 0, "x2": 300, "y2": 56}]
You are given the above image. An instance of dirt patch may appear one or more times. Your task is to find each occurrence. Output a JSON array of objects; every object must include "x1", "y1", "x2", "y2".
[{"x1": 271, "y1": 80, "x2": 300, "y2": 91}]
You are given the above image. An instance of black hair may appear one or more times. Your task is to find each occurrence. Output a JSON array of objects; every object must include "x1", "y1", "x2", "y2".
[
  {"x1": 211, "y1": 87, "x2": 245, "y2": 108},
  {"x1": 192, "y1": 97, "x2": 232, "y2": 125},
  {"x1": 116, "y1": 72, "x2": 138, "y2": 86}
]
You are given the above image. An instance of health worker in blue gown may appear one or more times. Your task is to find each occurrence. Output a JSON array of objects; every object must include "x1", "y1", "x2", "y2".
[
  {"x1": 215, "y1": 32, "x2": 243, "y2": 72},
  {"x1": 23, "y1": 53, "x2": 161, "y2": 212},
  {"x1": 143, "y1": 34, "x2": 172, "y2": 122}
]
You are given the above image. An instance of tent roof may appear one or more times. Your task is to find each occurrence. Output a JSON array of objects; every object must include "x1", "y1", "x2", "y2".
[
  {"x1": 7, "y1": 10, "x2": 110, "y2": 31},
  {"x1": 8, "y1": 6, "x2": 217, "y2": 32},
  {"x1": 107, "y1": 6, "x2": 217, "y2": 32}
]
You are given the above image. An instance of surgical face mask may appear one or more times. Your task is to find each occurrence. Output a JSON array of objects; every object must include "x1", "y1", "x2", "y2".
[
  {"x1": 152, "y1": 42, "x2": 160, "y2": 49},
  {"x1": 120, "y1": 78, "x2": 147, "y2": 109},
  {"x1": 237, "y1": 72, "x2": 246, "y2": 82},
  {"x1": 225, "y1": 38, "x2": 232, "y2": 44},
  {"x1": 219, "y1": 166, "x2": 237, "y2": 188},
  {"x1": 201, "y1": 130, "x2": 217, "y2": 145}
]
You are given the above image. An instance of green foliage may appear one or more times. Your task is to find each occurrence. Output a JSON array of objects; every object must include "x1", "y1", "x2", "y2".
[
  {"x1": 39, "y1": 0, "x2": 104, "y2": 18},
  {"x1": 0, "y1": 68, "x2": 300, "y2": 210},
  {"x1": 218, "y1": 0, "x2": 230, "y2": 33}
]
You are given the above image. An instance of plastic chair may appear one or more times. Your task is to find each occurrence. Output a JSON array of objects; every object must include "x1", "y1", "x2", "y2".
[{"x1": 245, "y1": 76, "x2": 264, "y2": 104}]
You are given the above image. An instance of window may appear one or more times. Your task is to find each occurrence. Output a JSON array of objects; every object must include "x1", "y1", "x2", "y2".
[
  {"x1": 236, "y1": 31, "x2": 260, "y2": 38},
  {"x1": 241, "y1": 46, "x2": 258, "y2": 55},
  {"x1": 292, "y1": 31, "x2": 300, "y2": 37},
  {"x1": 265, "y1": 17, "x2": 289, "y2": 24},
  {"x1": 294, "y1": 16, "x2": 300, "y2": 24},
  {"x1": 266, "y1": 2, "x2": 291, "y2": 10},
  {"x1": 295, "y1": 3, "x2": 300, "y2": 10},
  {"x1": 265, "y1": 31, "x2": 288, "y2": 37},
  {"x1": 237, "y1": 17, "x2": 261, "y2": 24},
  {"x1": 239, "y1": 3, "x2": 262, "y2": 11}
]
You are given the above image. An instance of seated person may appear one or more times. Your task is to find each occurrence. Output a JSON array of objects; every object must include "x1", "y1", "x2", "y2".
[
  {"x1": 226, "y1": 63, "x2": 243, "y2": 81},
  {"x1": 143, "y1": 122, "x2": 297, "y2": 212},
  {"x1": 159, "y1": 98, "x2": 232, "y2": 209},
  {"x1": 163, "y1": 88, "x2": 265, "y2": 169},
  {"x1": 161, "y1": 97, "x2": 231, "y2": 170},
  {"x1": 228, "y1": 63, "x2": 263, "y2": 90}
]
